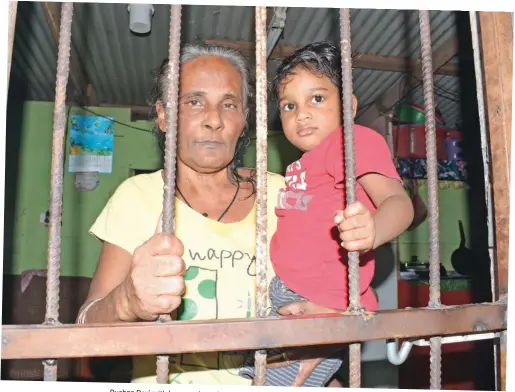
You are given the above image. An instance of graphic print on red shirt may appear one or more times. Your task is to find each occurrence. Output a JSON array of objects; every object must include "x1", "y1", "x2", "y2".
[{"x1": 270, "y1": 125, "x2": 402, "y2": 311}]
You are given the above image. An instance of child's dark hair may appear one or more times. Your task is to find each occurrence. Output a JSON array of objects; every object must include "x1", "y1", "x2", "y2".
[{"x1": 270, "y1": 42, "x2": 342, "y2": 102}]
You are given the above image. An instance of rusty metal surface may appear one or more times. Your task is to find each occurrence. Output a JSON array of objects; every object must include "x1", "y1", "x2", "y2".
[
  {"x1": 2, "y1": 303, "x2": 506, "y2": 360},
  {"x1": 44, "y1": 1, "x2": 74, "y2": 382},
  {"x1": 418, "y1": 10, "x2": 442, "y2": 390},
  {"x1": 339, "y1": 8, "x2": 359, "y2": 313},
  {"x1": 156, "y1": 4, "x2": 183, "y2": 384},
  {"x1": 418, "y1": 10, "x2": 441, "y2": 310},
  {"x1": 339, "y1": 8, "x2": 362, "y2": 389},
  {"x1": 8, "y1": 1, "x2": 18, "y2": 91},
  {"x1": 477, "y1": 11, "x2": 512, "y2": 392},
  {"x1": 254, "y1": 6, "x2": 269, "y2": 386}
]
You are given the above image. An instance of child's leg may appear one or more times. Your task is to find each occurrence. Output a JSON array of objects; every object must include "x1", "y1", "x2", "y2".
[{"x1": 238, "y1": 276, "x2": 343, "y2": 387}]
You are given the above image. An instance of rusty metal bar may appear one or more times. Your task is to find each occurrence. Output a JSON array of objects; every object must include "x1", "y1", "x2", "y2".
[
  {"x1": 254, "y1": 6, "x2": 269, "y2": 386},
  {"x1": 157, "y1": 4, "x2": 183, "y2": 384},
  {"x1": 43, "y1": 2, "x2": 74, "y2": 382},
  {"x1": 418, "y1": 10, "x2": 442, "y2": 390},
  {"x1": 339, "y1": 8, "x2": 362, "y2": 388},
  {"x1": 8, "y1": 1, "x2": 18, "y2": 91},
  {"x1": 476, "y1": 11, "x2": 512, "y2": 392},
  {"x1": 1, "y1": 303, "x2": 506, "y2": 360}
]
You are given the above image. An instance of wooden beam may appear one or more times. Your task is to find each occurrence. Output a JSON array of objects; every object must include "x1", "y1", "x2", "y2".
[
  {"x1": 41, "y1": 2, "x2": 88, "y2": 102},
  {"x1": 356, "y1": 37, "x2": 459, "y2": 131},
  {"x1": 478, "y1": 11, "x2": 512, "y2": 392},
  {"x1": 204, "y1": 39, "x2": 458, "y2": 76},
  {"x1": 65, "y1": 101, "x2": 151, "y2": 116}
]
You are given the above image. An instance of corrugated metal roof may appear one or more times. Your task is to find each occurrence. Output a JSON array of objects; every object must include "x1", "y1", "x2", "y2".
[
  {"x1": 281, "y1": 8, "x2": 456, "y2": 58},
  {"x1": 9, "y1": 4, "x2": 461, "y2": 128}
]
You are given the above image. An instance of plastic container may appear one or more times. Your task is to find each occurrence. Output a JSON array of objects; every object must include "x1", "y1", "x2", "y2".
[
  {"x1": 445, "y1": 130, "x2": 463, "y2": 161},
  {"x1": 393, "y1": 124, "x2": 447, "y2": 160},
  {"x1": 395, "y1": 103, "x2": 446, "y2": 127}
]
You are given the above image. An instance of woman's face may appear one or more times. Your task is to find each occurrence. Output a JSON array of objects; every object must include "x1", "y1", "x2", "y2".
[{"x1": 157, "y1": 56, "x2": 246, "y2": 174}]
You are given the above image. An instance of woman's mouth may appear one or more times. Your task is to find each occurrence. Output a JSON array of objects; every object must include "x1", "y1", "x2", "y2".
[{"x1": 196, "y1": 140, "x2": 225, "y2": 149}]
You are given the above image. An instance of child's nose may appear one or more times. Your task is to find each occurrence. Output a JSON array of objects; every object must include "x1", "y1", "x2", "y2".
[{"x1": 295, "y1": 107, "x2": 312, "y2": 122}]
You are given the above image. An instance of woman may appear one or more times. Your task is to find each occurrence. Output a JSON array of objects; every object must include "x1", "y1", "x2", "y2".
[{"x1": 76, "y1": 44, "x2": 297, "y2": 385}]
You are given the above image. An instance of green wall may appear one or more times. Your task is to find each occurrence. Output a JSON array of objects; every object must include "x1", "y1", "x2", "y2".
[
  {"x1": 396, "y1": 182, "x2": 471, "y2": 271},
  {"x1": 5, "y1": 101, "x2": 160, "y2": 277},
  {"x1": 4, "y1": 100, "x2": 470, "y2": 278}
]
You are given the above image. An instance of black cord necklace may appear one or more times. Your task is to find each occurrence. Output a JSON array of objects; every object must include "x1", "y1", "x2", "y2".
[{"x1": 176, "y1": 181, "x2": 240, "y2": 222}]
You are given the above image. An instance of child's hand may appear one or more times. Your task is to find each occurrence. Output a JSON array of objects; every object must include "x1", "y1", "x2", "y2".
[{"x1": 334, "y1": 201, "x2": 376, "y2": 254}]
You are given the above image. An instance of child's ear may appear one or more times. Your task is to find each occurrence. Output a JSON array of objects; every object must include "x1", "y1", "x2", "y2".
[{"x1": 352, "y1": 94, "x2": 358, "y2": 119}]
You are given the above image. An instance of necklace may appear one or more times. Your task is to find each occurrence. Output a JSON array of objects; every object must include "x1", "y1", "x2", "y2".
[{"x1": 176, "y1": 181, "x2": 240, "y2": 222}]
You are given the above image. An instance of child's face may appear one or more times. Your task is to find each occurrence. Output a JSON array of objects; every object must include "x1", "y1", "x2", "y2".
[{"x1": 278, "y1": 66, "x2": 341, "y2": 152}]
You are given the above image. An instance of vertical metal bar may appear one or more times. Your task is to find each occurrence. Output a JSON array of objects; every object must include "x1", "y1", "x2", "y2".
[
  {"x1": 469, "y1": 11, "x2": 499, "y2": 390},
  {"x1": 43, "y1": 2, "x2": 74, "y2": 382},
  {"x1": 418, "y1": 10, "x2": 442, "y2": 390},
  {"x1": 339, "y1": 8, "x2": 361, "y2": 389},
  {"x1": 156, "y1": 4, "x2": 182, "y2": 384},
  {"x1": 254, "y1": 5, "x2": 269, "y2": 387},
  {"x1": 476, "y1": 11, "x2": 512, "y2": 391},
  {"x1": 8, "y1": 1, "x2": 18, "y2": 91}
]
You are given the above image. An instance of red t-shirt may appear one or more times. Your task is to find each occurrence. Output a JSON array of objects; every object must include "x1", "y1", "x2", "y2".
[{"x1": 270, "y1": 125, "x2": 401, "y2": 311}]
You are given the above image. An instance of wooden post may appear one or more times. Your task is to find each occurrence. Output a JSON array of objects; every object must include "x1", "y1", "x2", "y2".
[{"x1": 477, "y1": 11, "x2": 512, "y2": 391}]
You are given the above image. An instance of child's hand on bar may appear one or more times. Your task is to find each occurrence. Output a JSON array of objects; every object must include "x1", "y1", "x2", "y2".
[{"x1": 333, "y1": 201, "x2": 376, "y2": 254}]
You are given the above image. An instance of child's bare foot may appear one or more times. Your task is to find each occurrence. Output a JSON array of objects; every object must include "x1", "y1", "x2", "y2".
[{"x1": 277, "y1": 300, "x2": 345, "y2": 316}]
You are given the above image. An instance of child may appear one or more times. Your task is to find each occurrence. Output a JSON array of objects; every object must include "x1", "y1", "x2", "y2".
[{"x1": 239, "y1": 42, "x2": 414, "y2": 387}]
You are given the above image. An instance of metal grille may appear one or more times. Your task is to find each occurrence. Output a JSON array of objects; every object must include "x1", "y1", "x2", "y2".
[{"x1": 2, "y1": 5, "x2": 510, "y2": 390}]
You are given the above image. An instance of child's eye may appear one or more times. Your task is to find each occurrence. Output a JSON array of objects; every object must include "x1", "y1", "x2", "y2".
[
  {"x1": 282, "y1": 103, "x2": 295, "y2": 112},
  {"x1": 311, "y1": 95, "x2": 324, "y2": 104}
]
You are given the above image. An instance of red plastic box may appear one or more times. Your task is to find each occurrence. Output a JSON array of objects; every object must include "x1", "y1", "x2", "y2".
[{"x1": 393, "y1": 124, "x2": 447, "y2": 160}]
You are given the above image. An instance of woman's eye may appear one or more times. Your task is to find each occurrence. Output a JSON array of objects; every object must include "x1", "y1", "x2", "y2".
[
  {"x1": 283, "y1": 103, "x2": 295, "y2": 112},
  {"x1": 188, "y1": 100, "x2": 201, "y2": 106},
  {"x1": 312, "y1": 95, "x2": 324, "y2": 104}
]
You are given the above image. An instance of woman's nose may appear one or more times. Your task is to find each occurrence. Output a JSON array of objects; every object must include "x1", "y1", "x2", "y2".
[{"x1": 203, "y1": 108, "x2": 223, "y2": 131}]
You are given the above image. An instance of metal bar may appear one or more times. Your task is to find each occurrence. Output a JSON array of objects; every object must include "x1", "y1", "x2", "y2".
[
  {"x1": 43, "y1": 2, "x2": 74, "y2": 382},
  {"x1": 411, "y1": 332, "x2": 500, "y2": 346},
  {"x1": 266, "y1": 7, "x2": 287, "y2": 59},
  {"x1": 477, "y1": 11, "x2": 512, "y2": 392},
  {"x1": 8, "y1": 1, "x2": 18, "y2": 91},
  {"x1": 1, "y1": 303, "x2": 506, "y2": 360},
  {"x1": 254, "y1": 6, "x2": 268, "y2": 386},
  {"x1": 418, "y1": 10, "x2": 442, "y2": 390},
  {"x1": 339, "y1": 8, "x2": 362, "y2": 388},
  {"x1": 157, "y1": 4, "x2": 182, "y2": 384},
  {"x1": 387, "y1": 331, "x2": 501, "y2": 366}
]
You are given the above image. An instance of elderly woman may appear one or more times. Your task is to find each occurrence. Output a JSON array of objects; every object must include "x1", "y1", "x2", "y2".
[{"x1": 76, "y1": 44, "x2": 298, "y2": 385}]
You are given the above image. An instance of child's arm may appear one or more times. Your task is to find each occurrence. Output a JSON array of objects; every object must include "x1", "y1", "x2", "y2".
[{"x1": 334, "y1": 174, "x2": 414, "y2": 253}]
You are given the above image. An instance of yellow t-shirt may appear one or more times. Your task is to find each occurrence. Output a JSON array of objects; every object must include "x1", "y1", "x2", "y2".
[{"x1": 89, "y1": 169, "x2": 285, "y2": 385}]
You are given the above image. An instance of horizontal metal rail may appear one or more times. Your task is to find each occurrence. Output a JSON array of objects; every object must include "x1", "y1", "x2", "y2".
[{"x1": 1, "y1": 302, "x2": 506, "y2": 360}]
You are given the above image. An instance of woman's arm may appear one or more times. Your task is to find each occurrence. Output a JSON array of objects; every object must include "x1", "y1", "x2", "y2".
[
  {"x1": 77, "y1": 230, "x2": 186, "y2": 324},
  {"x1": 77, "y1": 242, "x2": 135, "y2": 324}
]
